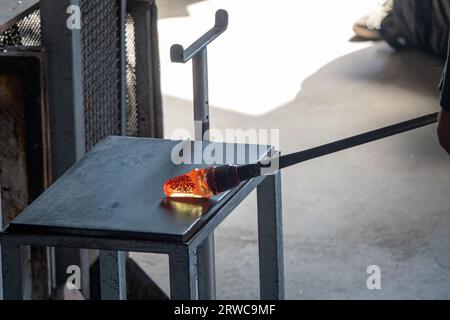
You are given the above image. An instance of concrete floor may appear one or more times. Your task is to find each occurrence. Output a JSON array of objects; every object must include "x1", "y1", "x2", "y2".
[{"x1": 131, "y1": 0, "x2": 450, "y2": 299}]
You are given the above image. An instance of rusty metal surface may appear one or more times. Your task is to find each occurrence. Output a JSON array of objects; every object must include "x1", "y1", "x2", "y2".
[
  {"x1": 0, "y1": 73, "x2": 28, "y2": 224},
  {"x1": 0, "y1": 49, "x2": 51, "y2": 299},
  {"x1": 0, "y1": 49, "x2": 51, "y2": 195}
]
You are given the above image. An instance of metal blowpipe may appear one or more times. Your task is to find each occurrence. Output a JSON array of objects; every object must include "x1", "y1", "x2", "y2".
[{"x1": 164, "y1": 112, "x2": 438, "y2": 198}]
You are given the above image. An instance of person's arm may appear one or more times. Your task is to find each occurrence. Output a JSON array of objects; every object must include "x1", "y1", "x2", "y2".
[{"x1": 438, "y1": 38, "x2": 450, "y2": 154}]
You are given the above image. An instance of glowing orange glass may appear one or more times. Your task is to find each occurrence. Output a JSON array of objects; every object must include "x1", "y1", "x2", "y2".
[{"x1": 163, "y1": 168, "x2": 214, "y2": 198}]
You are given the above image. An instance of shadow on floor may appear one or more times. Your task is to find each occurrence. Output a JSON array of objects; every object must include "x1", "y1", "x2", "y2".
[{"x1": 134, "y1": 42, "x2": 450, "y2": 299}]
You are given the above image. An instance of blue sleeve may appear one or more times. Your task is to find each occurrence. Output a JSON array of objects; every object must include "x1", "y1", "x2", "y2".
[{"x1": 440, "y1": 35, "x2": 450, "y2": 112}]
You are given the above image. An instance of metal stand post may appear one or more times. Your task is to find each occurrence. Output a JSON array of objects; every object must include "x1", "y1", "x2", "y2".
[
  {"x1": 257, "y1": 172, "x2": 285, "y2": 299},
  {"x1": 170, "y1": 10, "x2": 228, "y2": 300}
]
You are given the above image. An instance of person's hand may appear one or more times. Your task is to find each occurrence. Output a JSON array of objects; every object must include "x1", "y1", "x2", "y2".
[{"x1": 438, "y1": 109, "x2": 450, "y2": 154}]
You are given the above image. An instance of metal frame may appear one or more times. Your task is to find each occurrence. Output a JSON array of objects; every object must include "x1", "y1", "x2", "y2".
[
  {"x1": 0, "y1": 47, "x2": 52, "y2": 300},
  {"x1": 119, "y1": 0, "x2": 127, "y2": 136},
  {"x1": 0, "y1": 48, "x2": 52, "y2": 189},
  {"x1": 170, "y1": 10, "x2": 228, "y2": 300},
  {"x1": 128, "y1": 0, "x2": 163, "y2": 138},
  {"x1": 99, "y1": 250, "x2": 127, "y2": 300},
  {"x1": 40, "y1": 0, "x2": 133, "y2": 298},
  {"x1": 40, "y1": 0, "x2": 89, "y2": 296},
  {"x1": 98, "y1": 0, "x2": 129, "y2": 301},
  {"x1": 1, "y1": 0, "x2": 164, "y2": 299},
  {"x1": 0, "y1": 174, "x2": 284, "y2": 300},
  {"x1": 257, "y1": 172, "x2": 284, "y2": 300}
]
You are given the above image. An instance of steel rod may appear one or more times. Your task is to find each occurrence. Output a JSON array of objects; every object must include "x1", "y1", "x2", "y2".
[
  {"x1": 277, "y1": 112, "x2": 439, "y2": 169},
  {"x1": 192, "y1": 48, "x2": 210, "y2": 140}
]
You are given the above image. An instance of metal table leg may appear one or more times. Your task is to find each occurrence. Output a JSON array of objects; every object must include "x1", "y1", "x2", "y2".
[
  {"x1": 1, "y1": 241, "x2": 23, "y2": 300},
  {"x1": 169, "y1": 246, "x2": 198, "y2": 300},
  {"x1": 197, "y1": 235, "x2": 216, "y2": 299},
  {"x1": 257, "y1": 172, "x2": 285, "y2": 300},
  {"x1": 99, "y1": 250, "x2": 127, "y2": 300}
]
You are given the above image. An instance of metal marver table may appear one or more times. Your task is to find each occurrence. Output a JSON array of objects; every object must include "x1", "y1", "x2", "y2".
[{"x1": 0, "y1": 136, "x2": 284, "y2": 300}]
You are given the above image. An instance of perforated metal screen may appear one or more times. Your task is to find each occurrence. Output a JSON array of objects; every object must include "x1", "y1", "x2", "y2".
[
  {"x1": 0, "y1": 9, "x2": 41, "y2": 46},
  {"x1": 80, "y1": 0, "x2": 122, "y2": 151},
  {"x1": 125, "y1": 13, "x2": 140, "y2": 137},
  {"x1": 0, "y1": 1, "x2": 144, "y2": 148}
]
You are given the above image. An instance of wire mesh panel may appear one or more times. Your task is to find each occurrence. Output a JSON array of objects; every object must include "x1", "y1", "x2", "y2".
[
  {"x1": 125, "y1": 13, "x2": 139, "y2": 137},
  {"x1": 16, "y1": 10, "x2": 41, "y2": 45},
  {"x1": 0, "y1": 2, "x2": 157, "y2": 143},
  {"x1": 126, "y1": 0, "x2": 164, "y2": 139},
  {"x1": 80, "y1": 0, "x2": 122, "y2": 151},
  {"x1": 0, "y1": 9, "x2": 41, "y2": 46}
]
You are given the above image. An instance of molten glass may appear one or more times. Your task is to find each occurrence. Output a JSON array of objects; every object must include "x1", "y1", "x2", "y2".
[
  {"x1": 164, "y1": 165, "x2": 243, "y2": 198},
  {"x1": 164, "y1": 168, "x2": 215, "y2": 198}
]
